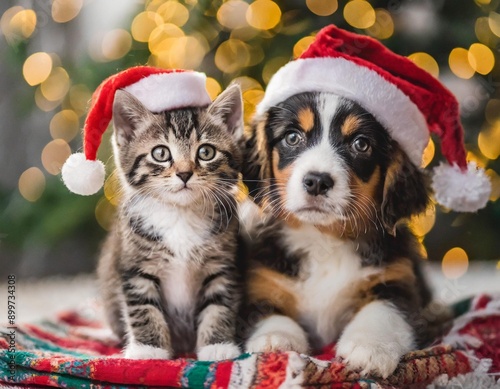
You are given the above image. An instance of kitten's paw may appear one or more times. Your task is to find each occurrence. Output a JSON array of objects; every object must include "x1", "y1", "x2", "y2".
[
  {"x1": 245, "y1": 331, "x2": 308, "y2": 354},
  {"x1": 336, "y1": 337, "x2": 400, "y2": 378},
  {"x1": 124, "y1": 342, "x2": 171, "y2": 360},
  {"x1": 197, "y1": 342, "x2": 241, "y2": 361}
]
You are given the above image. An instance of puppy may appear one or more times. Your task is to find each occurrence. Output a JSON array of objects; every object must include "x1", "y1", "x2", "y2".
[{"x1": 240, "y1": 92, "x2": 433, "y2": 378}]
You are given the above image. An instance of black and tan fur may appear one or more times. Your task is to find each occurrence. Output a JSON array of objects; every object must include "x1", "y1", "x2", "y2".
[
  {"x1": 97, "y1": 85, "x2": 244, "y2": 361},
  {"x1": 240, "y1": 92, "x2": 438, "y2": 377}
]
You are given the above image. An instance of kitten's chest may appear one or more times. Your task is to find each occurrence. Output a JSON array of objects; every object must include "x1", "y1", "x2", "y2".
[{"x1": 127, "y1": 199, "x2": 213, "y2": 258}]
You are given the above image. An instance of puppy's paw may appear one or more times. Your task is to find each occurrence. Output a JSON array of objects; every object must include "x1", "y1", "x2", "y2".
[
  {"x1": 124, "y1": 342, "x2": 171, "y2": 360},
  {"x1": 246, "y1": 330, "x2": 308, "y2": 354},
  {"x1": 245, "y1": 315, "x2": 309, "y2": 354},
  {"x1": 197, "y1": 342, "x2": 241, "y2": 361},
  {"x1": 336, "y1": 337, "x2": 400, "y2": 378},
  {"x1": 336, "y1": 301, "x2": 415, "y2": 378}
]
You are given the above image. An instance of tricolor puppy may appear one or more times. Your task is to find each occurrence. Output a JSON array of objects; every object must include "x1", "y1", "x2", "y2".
[{"x1": 240, "y1": 25, "x2": 491, "y2": 378}]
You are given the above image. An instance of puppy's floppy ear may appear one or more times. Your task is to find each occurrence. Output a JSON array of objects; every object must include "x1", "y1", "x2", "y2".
[
  {"x1": 241, "y1": 114, "x2": 272, "y2": 202},
  {"x1": 381, "y1": 144, "x2": 430, "y2": 235}
]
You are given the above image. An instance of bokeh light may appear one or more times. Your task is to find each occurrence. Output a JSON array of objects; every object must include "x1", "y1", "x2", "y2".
[
  {"x1": 262, "y1": 56, "x2": 289, "y2": 84},
  {"x1": 68, "y1": 84, "x2": 92, "y2": 117},
  {"x1": 366, "y1": 9, "x2": 394, "y2": 40},
  {"x1": 206, "y1": 77, "x2": 222, "y2": 100},
  {"x1": 215, "y1": 39, "x2": 251, "y2": 73},
  {"x1": 478, "y1": 121, "x2": 500, "y2": 160},
  {"x1": 468, "y1": 43, "x2": 495, "y2": 75},
  {"x1": 52, "y1": 0, "x2": 83, "y2": 23},
  {"x1": 442, "y1": 247, "x2": 469, "y2": 279},
  {"x1": 131, "y1": 11, "x2": 163, "y2": 42},
  {"x1": 23, "y1": 52, "x2": 53, "y2": 86},
  {"x1": 41, "y1": 139, "x2": 72, "y2": 175},
  {"x1": 306, "y1": 0, "x2": 338, "y2": 16},
  {"x1": 408, "y1": 52, "x2": 439, "y2": 78},
  {"x1": 344, "y1": 0, "x2": 376, "y2": 29},
  {"x1": 50, "y1": 110, "x2": 80, "y2": 142},
  {"x1": 101, "y1": 29, "x2": 133, "y2": 61},
  {"x1": 246, "y1": 0, "x2": 281, "y2": 31},
  {"x1": 421, "y1": 138, "x2": 435, "y2": 168},
  {"x1": 40, "y1": 67, "x2": 70, "y2": 102},
  {"x1": 293, "y1": 36, "x2": 315, "y2": 58},
  {"x1": 156, "y1": 1, "x2": 189, "y2": 27},
  {"x1": 95, "y1": 197, "x2": 117, "y2": 231},
  {"x1": 18, "y1": 167, "x2": 45, "y2": 202},
  {"x1": 217, "y1": 0, "x2": 249, "y2": 30},
  {"x1": 485, "y1": 99, "x2": 500, "y2": 125},
  {"x1": 104, "y1": 170, "x2": 122, "y2": 207},
  {"x1": 411, "y1": 205, "x2": 436, "y2": 238},
  {"x1": 1, "y1": 7, "x2": 37, "y2": 44},
  {"x1": 486, "y1": 169, "x2": 500, "y2": 201},
  {"x1": 489, "y1": 11, "x2": 500, "y2": 36},
  {"x1": 448, "y1": 48, "x2": 475, "y2": 79}
]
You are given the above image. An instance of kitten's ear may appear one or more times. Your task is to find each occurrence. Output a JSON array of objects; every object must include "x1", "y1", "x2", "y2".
[
  {"x1": 208, "y1": 84, "x2": 243, "y2": 139},
  {"x1": 381, "y1": 145, "x2": 430, "y2": 235},
  {"x1": 113, "y1": 89, "x2": 154, "y2": 146}
]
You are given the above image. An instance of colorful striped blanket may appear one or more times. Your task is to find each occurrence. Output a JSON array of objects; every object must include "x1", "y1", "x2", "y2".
[{"x1": 1, "y1": 294, "x2": 499, "y2": 388}]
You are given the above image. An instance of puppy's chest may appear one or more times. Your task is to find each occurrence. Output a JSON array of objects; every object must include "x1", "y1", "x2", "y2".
[{"x1": 281, "y1": 226, "x2": 379, "y2": 343}]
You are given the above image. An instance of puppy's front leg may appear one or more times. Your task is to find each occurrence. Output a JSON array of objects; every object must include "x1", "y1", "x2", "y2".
[
  {"x1": 245, "y1": 314, "x2": 309, "y2": 354},
  {"x1": 336, "y1": 300, "x2": 414, "y2": 378}
]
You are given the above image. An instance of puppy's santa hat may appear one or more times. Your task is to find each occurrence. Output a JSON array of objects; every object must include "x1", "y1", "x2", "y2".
[
  {"x1": 61, "y1": 66, "x2": 211, "y2": 196},
  {"x1": 257, "y1": 25, "x2": 491, "y2": 212}
]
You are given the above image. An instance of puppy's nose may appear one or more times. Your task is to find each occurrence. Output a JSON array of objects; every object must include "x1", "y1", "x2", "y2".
[
  {"x1": 176, "y1": 171, "x2": 193, "y2": 183},
  {"x1": 303, "y1": 172, "x2": 334, "y2": 196}
]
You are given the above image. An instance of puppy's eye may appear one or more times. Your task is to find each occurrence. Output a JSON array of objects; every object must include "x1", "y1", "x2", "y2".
[
  {"x1": 198, "y1": 144, "x2": 216, "y2": 161},
  {"x1": 352, "y1": 137, "x2": 371, "y2": 153},
  {"x1": 152, "y1": 146, "x2": 171, "y2": 162},
  {"x1": 284, "y1": 131, "x2": 303, "y2": 147}
]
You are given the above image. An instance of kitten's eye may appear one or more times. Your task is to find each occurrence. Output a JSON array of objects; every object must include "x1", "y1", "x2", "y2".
[
  {"x1": 152, "y1": 146, "x2": 171, "y2": 162},
  {"x1": 284, "y1": 131, "x2": 303, "y2": 147},
  {"x1": 352, "y1": 137, "x2": 371, "y2": 153},
  {"x1": 198, "y1": 145, "x2": 216, "y2": 161}
]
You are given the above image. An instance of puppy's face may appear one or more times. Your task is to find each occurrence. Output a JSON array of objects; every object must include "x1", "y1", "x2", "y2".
[{"x1": 249, "y1": 92, "x2": 428, "y2": 234}]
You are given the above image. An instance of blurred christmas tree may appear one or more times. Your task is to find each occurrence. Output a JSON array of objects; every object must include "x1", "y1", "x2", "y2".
[{"x1": 0, "y1": 0, "x2": 499, "y2": 278}]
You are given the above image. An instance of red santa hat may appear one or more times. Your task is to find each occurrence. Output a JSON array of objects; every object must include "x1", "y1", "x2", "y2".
[
  {"x1": 61, "y1": 66, "x2": 211, "y2": 196},
  {"x1": 257, "y1": 25, "x2": 491, "y2": 212}
]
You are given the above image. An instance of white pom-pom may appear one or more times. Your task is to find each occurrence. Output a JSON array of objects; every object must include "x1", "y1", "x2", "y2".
[
  {"x1": 61, "y1": 153, "x2": 105, "y2": 196},
  {"x1": 432, "y1": 162, "x2": 491, "y2": 212}
]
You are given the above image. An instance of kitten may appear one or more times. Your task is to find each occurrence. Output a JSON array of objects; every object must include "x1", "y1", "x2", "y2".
[{"x1": 97, "y1": 84, "x2": 244, "y2": 361}]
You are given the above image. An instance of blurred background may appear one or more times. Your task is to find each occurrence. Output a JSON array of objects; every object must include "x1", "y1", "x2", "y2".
[{"x1": 0, "y1": 0, "x2": 499, "y2": 281}]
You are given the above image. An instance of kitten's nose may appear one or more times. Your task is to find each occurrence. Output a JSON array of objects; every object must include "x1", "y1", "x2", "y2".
[
  {"x1": 176, "y1": 171, "x2": 193, "y2": 184},
  {"x1": 303, "y1": 171, "x2": 334, "y2": 196}
]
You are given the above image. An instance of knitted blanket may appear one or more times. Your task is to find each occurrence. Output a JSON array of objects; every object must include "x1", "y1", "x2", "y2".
[{"x1": 1, "y1": 294, "x2": 499, "y2": 388}]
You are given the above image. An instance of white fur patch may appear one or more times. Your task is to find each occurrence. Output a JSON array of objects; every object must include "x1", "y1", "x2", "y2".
[
  {"x1": 336, "y1": 300, "x2": 414, "y2": 378},
  {"x1": 124, "y1": 342, "x2": 171, "y2": 359},
  {"x1": 282, "y1": 224, "x2": 379, "y2": 345},
  {"x1": 197, "y1": 342, "x2": 241, "y2": 361},
  {"x1": 245, "y1": 315, "x2": 309, "y2": 354}
]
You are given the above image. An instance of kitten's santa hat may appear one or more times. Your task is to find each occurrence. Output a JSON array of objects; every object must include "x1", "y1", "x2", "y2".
[
  {"x1": 61, "y1": 66, "x2": 211, "y2": 196},
  {"x1": 257, "y1": 25, "x2": 491, "y2": 212}
]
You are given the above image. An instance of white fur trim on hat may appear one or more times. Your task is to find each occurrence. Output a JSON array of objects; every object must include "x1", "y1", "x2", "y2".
[
  {"x1": 257, "y1": 57, "x2": 429, "y2": 166},
  {"x1": 61, "y1": 153, "x2": 105, "y2": 196},
  {"x1": 124, "y1": 71, "x2": 211, "y2": 113},
  {"x1": 432, "y1": 162, "x2": 491, "y2": 212}
]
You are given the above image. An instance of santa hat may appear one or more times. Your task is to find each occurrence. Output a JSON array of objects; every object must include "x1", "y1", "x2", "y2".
[
  {"x1": 257, "y1": 25, "x2": 491, "y2": 212},
  {"x1": 61, "y1": 66, "x2": 211, "y2": 196}
]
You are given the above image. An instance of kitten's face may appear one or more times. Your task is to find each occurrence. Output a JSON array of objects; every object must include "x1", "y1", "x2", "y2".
[{"x1": 112, "y1": 85, "x2": 243, "y2": 206}]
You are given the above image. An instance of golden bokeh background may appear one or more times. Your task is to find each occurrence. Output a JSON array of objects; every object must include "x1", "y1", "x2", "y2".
[{"x1": 1, "y1": 0, "x2": 499, "y2": 278}]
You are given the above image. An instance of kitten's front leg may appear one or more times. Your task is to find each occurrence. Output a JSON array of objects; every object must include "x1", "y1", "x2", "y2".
[
  {"x1": 121, "y1": 267, "x2": 172, "y2": 359},
  {"x1": 195, "y1": 273, "x2": 241, "y2": 361}
]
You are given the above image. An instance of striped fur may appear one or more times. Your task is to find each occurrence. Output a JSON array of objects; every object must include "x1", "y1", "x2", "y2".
[
  {"x1": 97, "y1": 85, "x2": 244, "y2": 361},
  {"x1": 241, "y1": 92, "x2": 434, "y2": 378}
]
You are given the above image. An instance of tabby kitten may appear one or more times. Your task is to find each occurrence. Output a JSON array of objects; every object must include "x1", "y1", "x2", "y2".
[{"x1": 97, "y1": 84, "x2": 244, "y2": 361}]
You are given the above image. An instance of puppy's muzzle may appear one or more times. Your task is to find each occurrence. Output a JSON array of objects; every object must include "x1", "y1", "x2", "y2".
[{"x1": 303, "y1": 171, "x2": 334, "y2": 196}]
